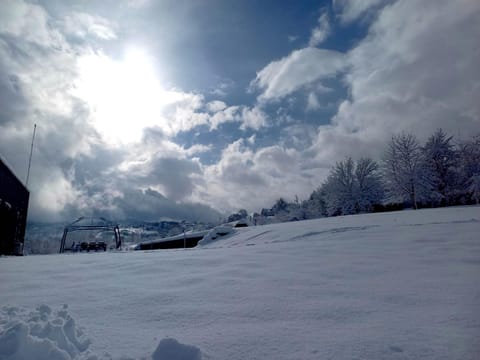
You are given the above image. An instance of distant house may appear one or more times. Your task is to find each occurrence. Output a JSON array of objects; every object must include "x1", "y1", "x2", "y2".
[{"x1": 0, "y1": 157, "x2": 29, "y2": 255}]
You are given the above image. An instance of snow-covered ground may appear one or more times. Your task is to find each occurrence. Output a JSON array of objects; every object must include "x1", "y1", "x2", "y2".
[{"x1": 1, "y1": 206, "x2": 480, "y2": 359}]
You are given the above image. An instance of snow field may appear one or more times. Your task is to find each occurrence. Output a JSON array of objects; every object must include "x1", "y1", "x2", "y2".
[{"x1": 1, "y1": 206, "x2": 479, "y2": 359}]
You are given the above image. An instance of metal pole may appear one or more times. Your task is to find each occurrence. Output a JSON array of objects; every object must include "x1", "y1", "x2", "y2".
[
  {"x1": 183, "y1": 229, "x2": 186, "y2": 249},
  {"x1": 60, "y1": 228, "x2": 68, "y2": 254},
  {"x1": 115, "y1": 226, "x2": 122, "y2": 249},
  {"x1": 26, "y1": 123, "x2": 36, "y2": 187}
]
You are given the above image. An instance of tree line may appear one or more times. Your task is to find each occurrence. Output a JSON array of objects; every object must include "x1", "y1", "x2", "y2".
[{"x1": 229, "y1": 129, "x2": 480, "y2": 224}]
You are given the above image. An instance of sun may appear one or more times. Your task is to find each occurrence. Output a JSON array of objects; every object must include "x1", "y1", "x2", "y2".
[{"x1": 74, "y1": 47, "x2": 171, "y2": 144}]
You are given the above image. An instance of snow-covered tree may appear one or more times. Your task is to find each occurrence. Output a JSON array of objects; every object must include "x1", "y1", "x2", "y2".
[
  {"x1": 238, "y1": 209, "x2": 248, "y2": 218},
  {"x1": 260, "y1": 208, "x2": 274, "y2": 217},
  {"x1": 269, "y1": 198, "x2": 305, "y2": 222},
  {"x1": 383, "y1": 133, "x2": 428, "y2": 209},
  {"x1": 301, "y1": 189, "x2": 327, "y2": 219},
  {"x1": 457, "y1": 135, "x2": 480, "y2": 203},
  {"x1": 272, "y1": 198, "x2": 288, "y2": 213},
  {"x1": 421, "y1": 129, "x2": 457, "y2": 205},
  {"x1": 227, "y1": 209, "x2": 248, "y2": 223},
  {"x1": 355, "y1": 158, "x2": 384, "y2": 212},
  {"x1": 468, "y1": 175, "x2": 480, "y2": 204},
  {"x1": 322, "y1": 157, "x2": 383, "y2": 216},
  {"x1": 322, "y1": 158, "x2": 357, "y2": 216}
]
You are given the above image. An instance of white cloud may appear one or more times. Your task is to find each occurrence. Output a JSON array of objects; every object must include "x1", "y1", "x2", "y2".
[
  {"x1": 210, "y1": 78, "x2": 234, "y2": 97},
  {"x1": 205, "y1": 104, "x2": 268, "y2": 131},
  {"x1": 279, "y1": 123, "x2": 317, "y2": 150},
  {"x1": 306, "y1": 93, "x2": 321, "y2": 111},
  {"x1": 309, "y1": 12, "x2": 330, "y2": 47},
  {"x1": 251, "y1": 47, "x2": 347, "y2": 101},
  {"x1": 120, "y1": 129, "x2": 203, "y2": 172},
  {"x1": 184, "y1": 144, "x2": 212, "y2": 157},
  {"x1": 127, "y1": 0, "x2": 151, "y2": 8},
  {"x1": 34, "y1": 170, "x2": 81, "y2": 217},
  {"x1": 0, "y1": 0, "x2": 96, "y2": 158},
  {"x1": 240, "y1": 106, "x2": 268, "y2": 130},
  {"x1": 288, "y1": 35, "x2": 298, "y2": 42},
  {"x1": 310, "y1": 0, "x2": 480, "y2": 165},
  {"x1": 206, "y1": 100, "x2": 227, "y2": 112},
  {"x1": 0, "y1": 0, "x2": 62, "y2": 47},
  {"x1": 334, "y1": 0, "x2": 387, "y2": 23},
  {"x1": 195, "y1": 140, "x2": 326, "y2": 214},
  {"x1": 62, "y1": 12, "x2": 117, "y2": 40},
  {"x1": 158, "y1": 92, "x2": 210, "y2": 135},
  {"x1": 208, "y1": 105, "x2": 240, "y2": 130}
]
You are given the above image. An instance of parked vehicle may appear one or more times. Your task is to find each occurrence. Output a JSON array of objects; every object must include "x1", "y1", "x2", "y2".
[{"x1": 79, "y1": 241, "x2": 107, "y2": 252}]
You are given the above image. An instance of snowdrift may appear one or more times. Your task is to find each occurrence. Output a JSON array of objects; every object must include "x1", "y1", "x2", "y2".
[{"x1": 0, "y1": 305, "x2": 202, "y2": 360}]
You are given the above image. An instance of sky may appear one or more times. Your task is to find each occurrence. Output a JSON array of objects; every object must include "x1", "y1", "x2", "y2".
[{"x1": 0, "y1": 0, "x2": 479, "y2": 223}]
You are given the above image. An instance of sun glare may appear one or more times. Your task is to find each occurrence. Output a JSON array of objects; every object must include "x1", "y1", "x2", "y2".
[{"x1": 74, "y1": 47, "x2": 172, "y2": 144}]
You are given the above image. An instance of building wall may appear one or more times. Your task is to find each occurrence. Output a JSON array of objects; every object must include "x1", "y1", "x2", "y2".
[{"x1": 0, "y1": 158, "x2": 29, "y2": 255}]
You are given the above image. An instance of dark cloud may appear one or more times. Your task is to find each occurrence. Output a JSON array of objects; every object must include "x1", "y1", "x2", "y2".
[
  {"x1": 222, "y1": 164, "x2": 266, "y2": 187},
  {"x1": 61, "y1": 144, "x2": 125, "y2": 188},
  {"x1": 146, "y1": 157, "x2": 201, "y2": 201},
  {"x1": 112, "y1": 188, "x2": 220, "y2": 223},
  {"x1": 0, "y1": 68, "x2": 28, "y2": 125}
]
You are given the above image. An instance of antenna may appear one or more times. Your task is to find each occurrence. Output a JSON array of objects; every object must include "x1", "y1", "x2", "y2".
[{"x1": 26, "y1": 123, "x2": 36, "y2": 187}]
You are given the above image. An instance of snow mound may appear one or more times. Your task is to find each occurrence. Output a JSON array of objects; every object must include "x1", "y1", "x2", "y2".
[
  {"x1": 197, "y1": 225, "x2": 235, "y2": 246},
  {"x1": 152, "y1": 338, "x2": 202, "y2": 360},
  {"x1": 0, "y1": 305, "x2": 203, "y2": 360},
  {"x1": 0, "y1": 305, "x2": 92, "y2": 360}
]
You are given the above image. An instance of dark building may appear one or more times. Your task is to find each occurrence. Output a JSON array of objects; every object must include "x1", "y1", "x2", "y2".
[{"x1": 0, "y1": 157, "x2": 29, "y2": 255}]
